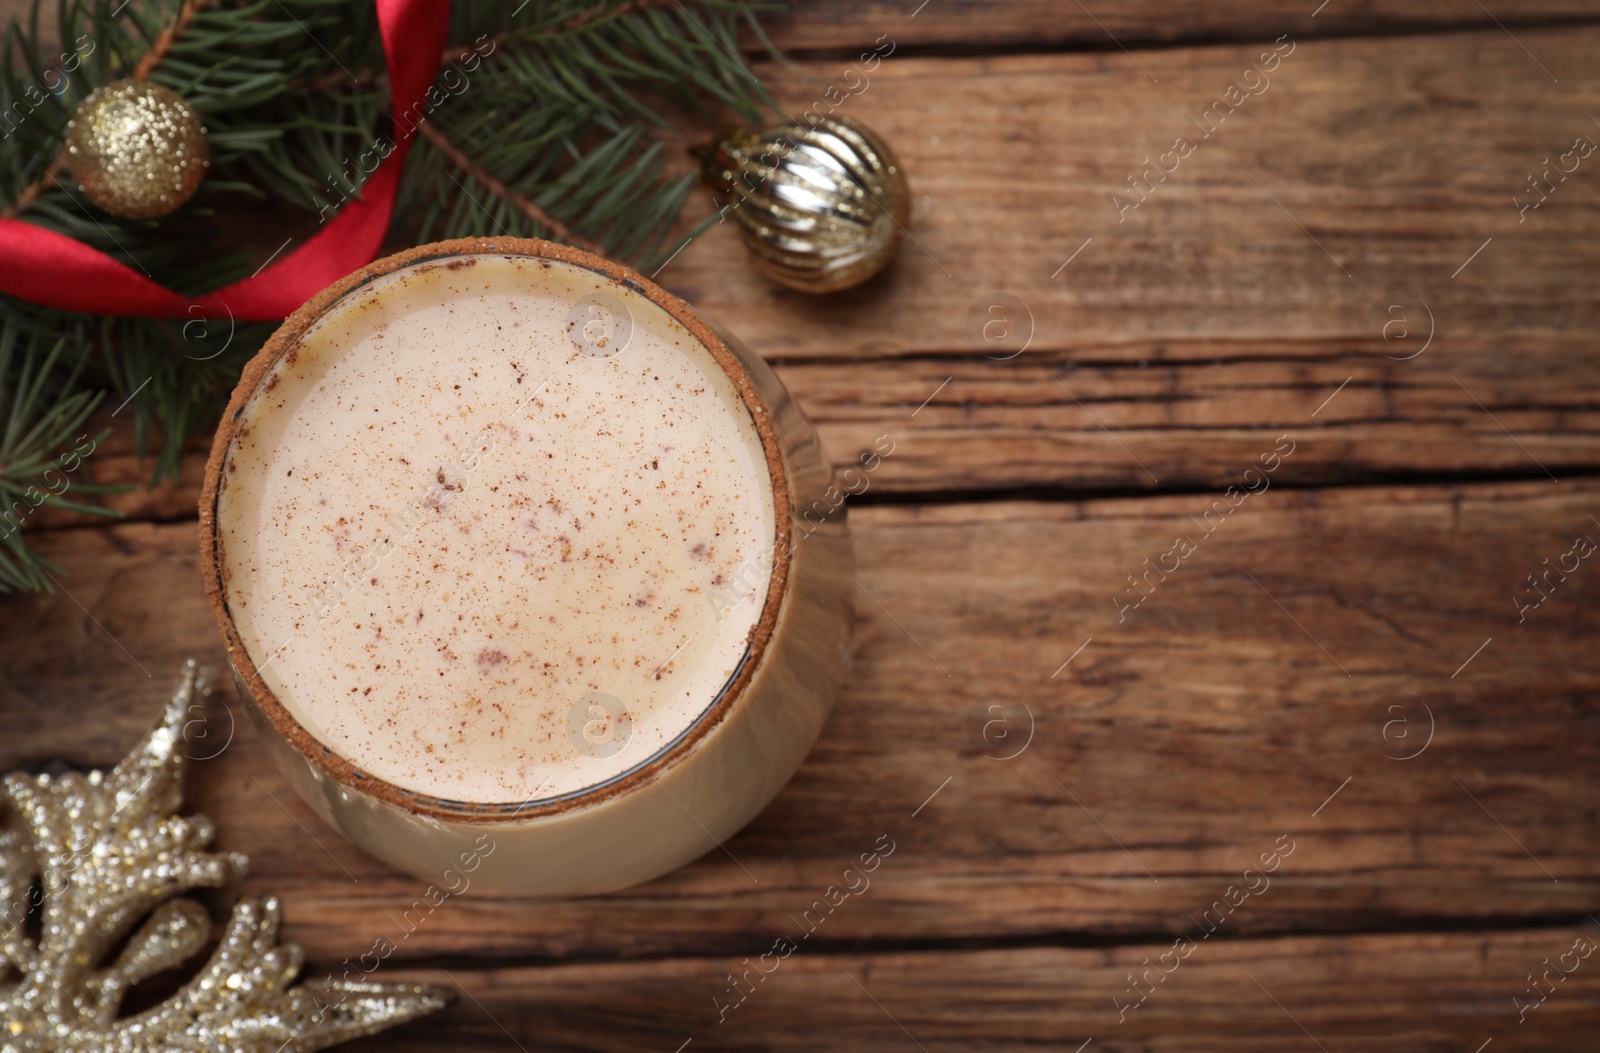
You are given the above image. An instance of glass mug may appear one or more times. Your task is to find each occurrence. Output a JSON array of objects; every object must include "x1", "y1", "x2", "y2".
[{"x1": 199, "y1": 237, "x2": 853, "y2": 896}]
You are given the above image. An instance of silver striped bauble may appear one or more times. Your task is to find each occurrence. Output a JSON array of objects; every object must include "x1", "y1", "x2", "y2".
[{"x1": 700, "y1": 114, "x2": 911, "y2": 294}]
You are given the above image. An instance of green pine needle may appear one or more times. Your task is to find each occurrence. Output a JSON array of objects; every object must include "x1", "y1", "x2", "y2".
[{"x1": 0, "y1": 308, "x2": 125, "y2": 593}]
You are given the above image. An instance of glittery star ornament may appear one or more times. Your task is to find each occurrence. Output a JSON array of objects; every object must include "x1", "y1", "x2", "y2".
[
  {"x1": 0, "y1": 661, "x2": 449, "y2": 1051},
  {"x1": 64, "y1": 79, "x2": 210, "y2": 219}
]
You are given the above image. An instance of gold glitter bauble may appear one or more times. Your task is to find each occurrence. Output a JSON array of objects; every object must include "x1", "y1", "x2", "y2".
[
  {"x1": 0, "y1": 662, "x2": 449, "y2": 1051},
  {"x1": 65, "y1": 79, "x2": 210, "y2": 220},
  {"x1": 699, "y1": 114, "x2": 910, "y2": 294}
]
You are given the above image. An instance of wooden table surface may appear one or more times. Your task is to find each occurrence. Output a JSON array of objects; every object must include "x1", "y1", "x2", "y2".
[{"x1": 5, "y1": 3, "x2": 1600, "y2": 1049}]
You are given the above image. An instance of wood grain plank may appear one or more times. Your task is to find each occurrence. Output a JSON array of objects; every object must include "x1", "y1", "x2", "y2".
[
  {"x1": 777, "y1": 336, "x2": 1600, "y2": 494},
  {"x1": 347, "y1": 928, "x2": 1600, "y2": 1051},
  {"x1": 662, "y1": 30, "x2": 1600, "y2": 364},
  {"x1": 762, "y1": 0, "x2": 1600, "y2": 53},
  {"x1": 30, "y1": 333, "x2": 1600, "y2": 525},
  {"x1": 4, "y1": 478, "x2": 1597, "y2": 960}
]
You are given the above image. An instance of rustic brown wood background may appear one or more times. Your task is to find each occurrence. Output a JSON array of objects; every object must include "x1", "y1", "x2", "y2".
[{"x1": 5, "y1": 2, "x2": 1600, "y2": 1049}]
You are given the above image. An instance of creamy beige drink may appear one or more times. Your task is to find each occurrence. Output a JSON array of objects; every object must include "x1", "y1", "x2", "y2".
[{"x1": 214, "y1": 254, "x2": 776, "y2": 804}]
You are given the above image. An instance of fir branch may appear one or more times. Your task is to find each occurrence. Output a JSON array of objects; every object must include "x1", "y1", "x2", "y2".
[
  {"x1": 130, "y1": 0, "x2": 207, "y2": 80},
  {"x1": 395, "y1": 0, "x2": 778, "y2": 264},
  {"x1": 307, "y1": 0, "x2": 690, "y2": 92},
  {"x1": 0, "y1": 308, "x2": 126, "y2": 594},
  {"x1": 101, "y1": 312, "x2": 271, "y2": 485},
  {"x1": 441, "y1": 0, "x2": 682, "y2": 66},
  {"x1": 0, "y1": 149, "x2": 61, "y2": 218},
  {"x1": 415, "y1": 119, "x2": 605, "y2": 254}
]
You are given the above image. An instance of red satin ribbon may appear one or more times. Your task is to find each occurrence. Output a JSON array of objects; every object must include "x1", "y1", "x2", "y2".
[{"x1": 0, "y1": 0, "x2": 449, "y2": 320}]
